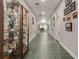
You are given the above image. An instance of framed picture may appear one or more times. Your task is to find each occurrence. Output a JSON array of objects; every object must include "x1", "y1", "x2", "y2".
[
  {"x1": 71, "y1": 1, "x2": 76, "y2": 12},
  {"x1": 32, "y1": 17, "x2": 34, "y2": 24},
  {"x1": 65, "y1": 22, "x2": 72, "y2": 31},
  {"x1": 64, "y1": 1, "x2": 76, "y2": 15},
  {"x1": 9, "y1": 20, "x2": 14, "y2": 28},
  {"x1": 63, "y1": 17, "x2": 66, "y2": 21},
  {"x1": 67, "y1": 16, "x2": 71, "y2": 21},
  {"x1": 72, "y1": 11, "x2": 77, "y2": 18},
  {"x1": 65, "y1": 0, "x2": 72, "y2": 7}
]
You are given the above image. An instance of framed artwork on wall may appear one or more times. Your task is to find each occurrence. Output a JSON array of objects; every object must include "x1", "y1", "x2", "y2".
[
  {"x1": 65, "y1": 22, "x2": 72, "y2": 31},
  {"x1": 32, "y1": 17, "x2": 34, "y2": 24},
  {"x1": 63, "y1": 16, "x2": 67, "y2": 21},
  {"x1": 64, "y1": 1, "x2": 76, "y2": 15},
  {"x1": 72, "y1": 11, "x2": 77, "y2": 18},
  {"x1": 71, "y1": 1, "x2": 76, "y2": 12},
  {"x1": 65, "y1": 0, "x2": 72, "y2": 7},
  {"x1": 67, "y1": 16, "x2": 71, "y2": 21}
]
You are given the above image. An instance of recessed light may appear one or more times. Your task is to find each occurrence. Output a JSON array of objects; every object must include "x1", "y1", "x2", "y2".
[
  {"x1": 42, "y1": 19, "x2": 46, "y2": 23},
  {"x1": 41, "y1": 0, "x2": 46, "y2": 2},
  {"x1": 42, "y1": 12, "x2": 45, "y2": 15}
]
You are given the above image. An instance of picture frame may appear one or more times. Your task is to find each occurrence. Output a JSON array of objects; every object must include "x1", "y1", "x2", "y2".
[
  {"x1": 72, "y1": 11, "x2": 77, "y2": 18},
  {"x1": 64, "y1": 1, "x2": 76, "y2": 15},
  {"x1": 71, "y1": 1, "x2": 76, "y2": 12},
  {"x1": 65, "y1": 0, "x2": 72, "y2": 7},
  {"x1": 65, "y1": 22, "x2": 72, "y2": 31},
  {"x1": 63, "y1": 17, "x2": 66, "y2": 21},
  {"x1": 32, "y1": 17, "x2": 34, "y2": 24},
  {"x1": 67, "y1": 16, "x2": 71, "y2": 21}
]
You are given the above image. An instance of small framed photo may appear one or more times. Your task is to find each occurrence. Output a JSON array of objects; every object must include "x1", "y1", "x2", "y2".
[
  {"x1": 67, "y1": 16, "x2": 71, "y2": 21},
  {"x1": 32, "y1": 17, "x2": 34, "y2": 24},
  {"x1": 63, "y1": 16, "x2": 67, "y2": 21},
  {"x1": 65, "y1": 22, "x2": 72, "y2": 31},
  {"x1": 72, "y1": 11, "x2": 78, "y2": 18}
]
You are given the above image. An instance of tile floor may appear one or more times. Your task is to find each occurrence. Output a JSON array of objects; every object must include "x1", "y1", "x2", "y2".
[{"x1": 24, "y1": 32, "x2": 73, "y2": 59}]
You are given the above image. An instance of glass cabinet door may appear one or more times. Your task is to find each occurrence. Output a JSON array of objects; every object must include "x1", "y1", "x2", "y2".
[
  {"x1": 23, "y1": 7, "x2": 29, "y2": 56},
  {"x1": 4, "y1": 0, "x2": 21, "y2": 59}
]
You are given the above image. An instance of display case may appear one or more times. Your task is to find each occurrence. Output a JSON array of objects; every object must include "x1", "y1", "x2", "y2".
[
  {"x1": 0, "y1": 0, "x2": 29, "y2": 59},
  {"x1": 3, "y1": 0, "x2": 21, "y2": 59}
]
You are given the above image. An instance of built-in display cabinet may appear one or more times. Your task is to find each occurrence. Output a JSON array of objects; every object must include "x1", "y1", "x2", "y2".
[{"x1": 0, "y1": 0, "x2": 29, "y2": 59}]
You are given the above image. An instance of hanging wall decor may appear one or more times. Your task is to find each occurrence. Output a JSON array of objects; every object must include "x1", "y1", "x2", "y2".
[
  {"x1": 65, "y1": 0, "x2": 72, "y2": 7},
  {"x1": 32, "y1": 17, "x2": 34, "y2": 24},
  {"x1": 64, "y1": 1, "x2": 76, "y2": 15},
  {"x1": 65, "y1": 22, "x2": 72, "y2": 31},
  {"x1": 72, "y1": 11, "x2": 77, "y2": 18},
  {"x1": 67, "y1": 15, "x2": 71, "y2": 21},
  {"x1": 63, "y1": 16, "x2": 67, "y2": 21}
]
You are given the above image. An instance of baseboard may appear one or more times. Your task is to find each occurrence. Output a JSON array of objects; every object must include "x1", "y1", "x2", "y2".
[
  {"x1": 48, "y1": 32, "x2": 57, "y2": 40},
  {"x1": 58, "y1": 40, "x2": 78, "y2": 59},
  {"x1": 29, "y1": 32, "x2": 38, "y2": 43},
  {"x1": 48, "y1": 32, "x2": 78, "y2": 59}
]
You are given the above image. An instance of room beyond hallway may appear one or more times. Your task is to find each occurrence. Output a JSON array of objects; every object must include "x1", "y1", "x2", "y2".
[{"x1": 24, "y1": 32, "x2": 73, "y2": 59}]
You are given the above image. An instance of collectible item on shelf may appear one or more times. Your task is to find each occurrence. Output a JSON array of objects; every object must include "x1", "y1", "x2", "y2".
[
  {"x1": 9, "y1": 20, "x2": 14, "y2": 28},
  {"x1": 65, "y1": 22, "x2": 72, "y2": 31}
]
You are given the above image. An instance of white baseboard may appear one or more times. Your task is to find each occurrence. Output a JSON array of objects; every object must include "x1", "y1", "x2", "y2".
[
  {"x1": 48, "y1": 32, "x2": 78, "y2": 59},
  {"x1": 48, "y1": 32, "x2": 57, "y2": 40},
  {"x1": 29, "y1": 32, "x2": 38, "y2": 43},
  {"x1": 58, "y1": 40, "x2": 78, "y2": 59}
]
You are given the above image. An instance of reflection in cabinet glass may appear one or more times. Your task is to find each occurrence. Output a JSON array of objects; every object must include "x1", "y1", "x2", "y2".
[{"x1": 23, "y1": 7, "x2": 29, "y2": 56}]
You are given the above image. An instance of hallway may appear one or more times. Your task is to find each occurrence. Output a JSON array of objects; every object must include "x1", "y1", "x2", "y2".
[
  {"x1": 24, "y1": 32, "x2": 73, "y2": 59},
  {"x1": 0, "y1": 0, "x2": 78, "y2": 59}
]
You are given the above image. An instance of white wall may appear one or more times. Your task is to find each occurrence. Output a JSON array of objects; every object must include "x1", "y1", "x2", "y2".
[
  {"x1": 49, "y1": 0, "x2": 78, "y2": 59},
  {"x1": 28, "y1": 13, "x2": 38, "y2": 42},
  {"x1": 18, "y1": 0, "x2": 38, "y2": 42},
  {"x1": 40, "y1": 24, "x2": 48, "y2": 31}
]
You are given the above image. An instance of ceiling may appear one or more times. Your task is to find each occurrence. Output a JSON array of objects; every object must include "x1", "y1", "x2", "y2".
[{"x1": 23, "y1": 0, "x2": 61, "y2": 20}]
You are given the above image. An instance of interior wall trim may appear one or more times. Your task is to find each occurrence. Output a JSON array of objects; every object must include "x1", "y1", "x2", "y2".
[
  {"x1": 58, "y1": 40, "x2": 78, "y2": 59},
  {"x1": 48, "y1": 32, "x2": 78, "y2": 59}
]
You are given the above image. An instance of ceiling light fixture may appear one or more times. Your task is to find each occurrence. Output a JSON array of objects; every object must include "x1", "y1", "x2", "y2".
[
  {"x1": 41, "y1": 19, "x2": 46, "y2": 23},
  {"x1": 42, "y1": 12, "x2": 45, "y2": 15},
  {"x1": 41, "y1": 0, "x2": 46, "y2": 2}
]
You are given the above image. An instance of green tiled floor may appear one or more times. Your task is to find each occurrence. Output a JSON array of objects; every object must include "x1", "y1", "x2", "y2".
[{"x1": 24, "y1": 32, "x2": 73, "y2": 59}]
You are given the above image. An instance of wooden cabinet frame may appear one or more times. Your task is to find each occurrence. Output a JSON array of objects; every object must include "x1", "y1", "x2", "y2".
[
  {"x1": 0, "y1": 0, "x2": 4, "y2": 59},
  {"x1": 0, "y1": 1, "x2": 29, "y2": 59}
]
